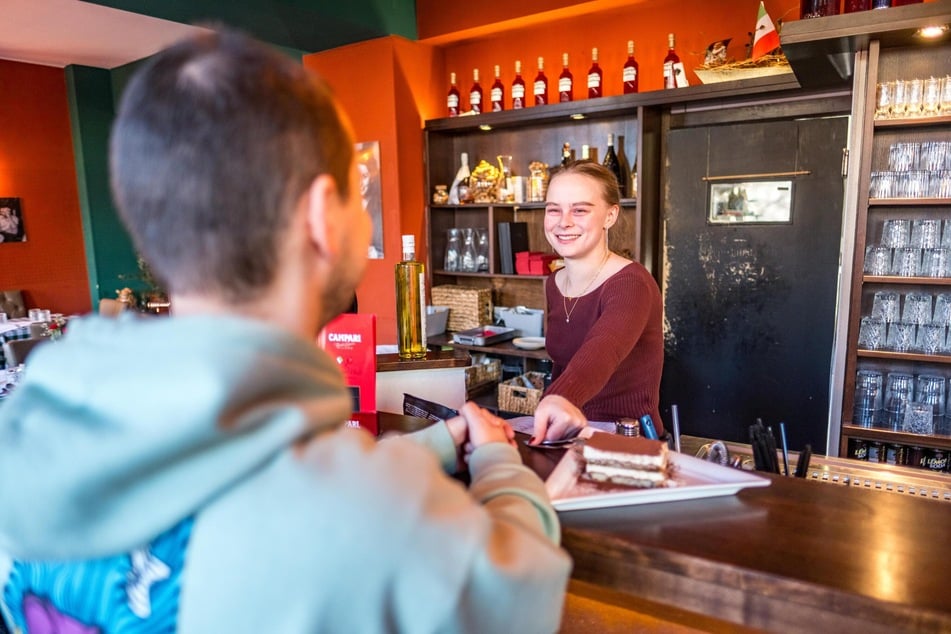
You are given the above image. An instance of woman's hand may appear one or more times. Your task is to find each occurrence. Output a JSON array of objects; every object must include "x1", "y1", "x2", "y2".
[{"x1": 531, "y1": 394, "x2": 587, "y2": 444}]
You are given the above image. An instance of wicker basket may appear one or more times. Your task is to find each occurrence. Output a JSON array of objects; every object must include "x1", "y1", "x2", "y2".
[
  {"x1": 498, "y1": 371, "x2": 546, "y2": 415},
  {"x1": 466, "y1": 358, "x2": 502, "y2": 398},
  {"x1": 432, "y1": 285, "x2": 493, "y2": 331}
]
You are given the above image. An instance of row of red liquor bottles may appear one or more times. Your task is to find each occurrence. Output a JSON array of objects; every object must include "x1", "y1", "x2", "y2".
[{"x1": 447, "y1": 34, "x2": 685, "y2": 117}]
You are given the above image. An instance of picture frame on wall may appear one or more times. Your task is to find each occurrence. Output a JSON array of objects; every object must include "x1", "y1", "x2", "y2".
[
  {"x1": 356, "y1": 141, "x2": 383, "y2": 259},
  {"x1": 0, "y1": 198, "x2": 26, "y2": 243}
]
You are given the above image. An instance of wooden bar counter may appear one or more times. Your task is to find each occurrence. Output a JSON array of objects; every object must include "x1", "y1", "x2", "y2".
[
  {"x1": 517, "y1": 442, "x2": 950, "y2": 634},
  {"x1": 378, "y1": 415, "x2": 950, "y2": 632}
]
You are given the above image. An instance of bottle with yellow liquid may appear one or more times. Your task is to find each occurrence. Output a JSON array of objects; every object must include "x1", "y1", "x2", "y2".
[{"x1": 396, "y1": 235, "x2": 427, "y2": 359}]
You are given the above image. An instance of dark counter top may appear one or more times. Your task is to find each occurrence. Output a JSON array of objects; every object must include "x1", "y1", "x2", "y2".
[{"x1": 378, "y1": 413, "x2": 951, "y2": 632}]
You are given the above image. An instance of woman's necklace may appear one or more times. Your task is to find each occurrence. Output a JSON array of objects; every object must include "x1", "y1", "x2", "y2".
[{"x1": 562, "y1": 250, "x2": 610, "y2": 323}]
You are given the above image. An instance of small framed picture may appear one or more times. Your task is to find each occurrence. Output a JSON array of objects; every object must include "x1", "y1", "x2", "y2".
[
  {"x1": 0, "y1": 198, "x2": 26, "y2": 243},
  {"x1": 708, "y1": 180, "x2": 793, "y2": 225}
]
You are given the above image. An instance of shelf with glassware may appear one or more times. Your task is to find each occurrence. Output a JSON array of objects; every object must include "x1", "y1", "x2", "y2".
[{"x1": 839, "y1": 39, "x2": 951, "y2": 470}]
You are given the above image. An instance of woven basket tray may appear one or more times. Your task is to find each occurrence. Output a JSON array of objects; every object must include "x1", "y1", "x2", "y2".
[
  {"x1": 498, "y1": 371, "x2": 546, "y2": 415},
  {"x1": 432, "y1": 285, "x2": 493, "y2": 331}
]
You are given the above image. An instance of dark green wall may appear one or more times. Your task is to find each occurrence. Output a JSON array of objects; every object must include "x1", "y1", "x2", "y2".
[
  {"x1": 66, "y1": 66, "x2": 139, "y2": 305},
  {"x1": 87, "y1": 0, "x2": 417, "y2": 53}
]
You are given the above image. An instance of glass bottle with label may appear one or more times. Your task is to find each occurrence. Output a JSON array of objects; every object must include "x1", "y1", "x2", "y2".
[
  {"x1": 469, "y1": 68, "x2": 483, "y2": 114},
  {"x1": 447, "y1": 72, "x2": 460, "y2": 117},
  {"x1": 558, "y1": 53, "x2": 573, "y2": 103},
  {"x1": 512, "y1": 60, "x2": 526, "y2": 110},
  {"x1": 663, "y1": 33, "x2": 683, "y2": 89},
  {"x1": 490, "y1": 65, "x2": 505, "y2": 112},
  {"x1": 533, "y1": 57, "x2": 549, "y2": 106},
  {"x1": 587, "y1": 48, "x2": 603, "y2": 99},
  {"x1": 623, "y1": 41, "x2": 639, "y2": 93},
  {"x1": 396, "y1": 235, "x2": 427, "y2": 360},
  {"x1": 602, "y1": 133, "x2": 626, "y2": 197}
]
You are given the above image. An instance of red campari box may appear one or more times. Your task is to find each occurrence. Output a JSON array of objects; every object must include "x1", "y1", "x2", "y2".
[{"x1": 317, "y1": 313, "x2": 378, "y2": 436}]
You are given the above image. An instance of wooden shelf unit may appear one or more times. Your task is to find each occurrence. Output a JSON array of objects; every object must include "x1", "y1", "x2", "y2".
[{"x1": 839, "y1": 37, "x2": 951, "y2": 461}]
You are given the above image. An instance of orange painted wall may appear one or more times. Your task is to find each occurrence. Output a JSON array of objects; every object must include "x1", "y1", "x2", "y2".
[
  {"x1": 435, "y1": 0, "x2": 800, "y2": 95},
  {"x1": 304, "y1": 36, "x2": 441, "y2": 345},
  {"x1": 0, "y1": 60, "x2": 90, "y2": 315}
]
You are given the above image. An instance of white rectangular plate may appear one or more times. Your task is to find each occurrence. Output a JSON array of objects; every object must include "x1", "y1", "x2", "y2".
[{"x1": 546, "y1": 449, "x2": 771, "y2": 512}]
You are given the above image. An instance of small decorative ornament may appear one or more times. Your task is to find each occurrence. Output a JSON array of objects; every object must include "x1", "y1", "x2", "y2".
[{"x1": 43, "y1": 315, "x2": 69, "y2": 341}]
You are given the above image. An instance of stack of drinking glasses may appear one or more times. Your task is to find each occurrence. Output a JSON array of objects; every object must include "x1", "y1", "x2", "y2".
[
  {"x1": 864, "y1": 217, "x2": 951, "y2": 277},
  {"x1": 855, "y1": 369, "x2": 950, "y2": 434},
  {"x1": 860, "y1": 290, "x2": 951, "y2": 355},
  {"x1": 883, "y1": 372, "x2": 915, "y2": 431},
  {"x1": 869, "y1": 142, "x2": 951, "y2": 199},
  {"x1": 874, "y1": 76, "x2": 951, "y2": 121}
]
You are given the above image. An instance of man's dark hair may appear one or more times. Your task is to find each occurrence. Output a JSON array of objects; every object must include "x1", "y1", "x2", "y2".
[{"x1": 110, "y1": 29, "x2": 353, "y2": 301}]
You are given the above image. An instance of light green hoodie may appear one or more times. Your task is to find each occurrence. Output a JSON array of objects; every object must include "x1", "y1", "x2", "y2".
[{"x1": 0, "y1": 314, "x2": 570, "y2": 633}]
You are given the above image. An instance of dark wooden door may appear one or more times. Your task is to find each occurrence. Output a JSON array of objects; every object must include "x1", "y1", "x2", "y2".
[{"x1": 662, "y1": 116, "x2": 848, "y2": 452}]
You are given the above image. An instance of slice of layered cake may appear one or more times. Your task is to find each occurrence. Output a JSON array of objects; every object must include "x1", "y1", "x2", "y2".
[{"x1": 581, "y1": 433, "x2": 674, "y2": 488}]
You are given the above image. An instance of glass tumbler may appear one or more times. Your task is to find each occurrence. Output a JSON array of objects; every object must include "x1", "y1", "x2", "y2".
[
  {"x1": 864, "y1": 245, "x2": 891, "y2": 276},
  {"x1": 883, "y1": 372, "x2": 915, "y2": 430},
  {"x1": 891, "y1": 246, "x2": 921, "y2": 276},
  {"x1": 916, "y1": 322, "x2": 945, "y2": 354},
  {"x1": 853, "y1": 369, "x2": 883, "y2": 427},
  {"x1": 887, "y1": 321, "x2": 917, "y2": 352},
  {"x1": 858, "y1": 316, "x2": 886, "y2": 350},
  {"x1": 902, "y1": 291, "x2": 933, "y2": 325},
  {"x1": 902, "y1": 402, "x2": 934, "y2": 435},
  {"x1": 881, "y1": 218, "x2": 910, "y2": 248},
  {"x1": 923, "y1": 76, "x2": 941, "y2": 116},
  {"x1": 915, "y1": 375, "x2": 945, "y2": 431},
  {"x1": 933, "y1": 293, "x2": 951, "y2": 326},
  {"x1": 875, "y1": 81, "x2": 893, "y2": 119},
  {"x1": 905, "y1": 78, "x2": 924, "y2": 118},
  {"x1": 911, "y1": 218, "x2": 941, "y2": 248},
  {"x1": 921, "y1": 247, "x2": 951, "y2": 277},
  {"x1": 941, "y1": 76, "x2": 951, "y2": 115},
  {"x1": 871, "y1": 290, "x2": 901, "y2": 323}
]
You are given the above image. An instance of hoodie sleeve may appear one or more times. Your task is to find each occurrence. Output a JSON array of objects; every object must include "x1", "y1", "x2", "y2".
[{"x1": 434, "y1": 442, "x2": 571, "y2": 633}]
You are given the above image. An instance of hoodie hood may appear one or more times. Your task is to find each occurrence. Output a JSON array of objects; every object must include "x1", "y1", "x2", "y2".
[{"x1": 0, "y1": 314, "x2": 351, "y2": 559}]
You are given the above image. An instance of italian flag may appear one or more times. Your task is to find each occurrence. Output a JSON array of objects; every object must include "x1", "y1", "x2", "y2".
[{"x1": 752, "y1": 1, "x2": 781, "y2": 60}]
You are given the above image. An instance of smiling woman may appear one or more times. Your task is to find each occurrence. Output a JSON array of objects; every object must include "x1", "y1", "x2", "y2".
[{"x1": 529, "y1": 160, "x2": 665, "y2": 447}]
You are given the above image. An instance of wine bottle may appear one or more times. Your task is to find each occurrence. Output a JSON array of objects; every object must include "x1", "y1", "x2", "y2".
[
  {"x1": 533, "y1": 56, "x2": 549, "y2": 106},
  {"x1": 469, "y1": 68, "x2": 483, "y2": 114},
  {"x1": 395, "y1": 235, "x2": 427, "y2": 360},
  {"x1": 587, "y1": 47, "x2": 603, "y2": 99},
  {"x1": 447, "y1": 72, "x2": 460, "y2": 117},
  {"x1": 561, "y1": 142, "x2": 572, "y2": 167},
  {"x1": 663, "y1": 33, "x2": 684, "y2": 89},
  {"x1": 623, "y1": 41, "x2": 639, "y2": 94},
  {"x1": 490, "y1": 64, "x2": 505, "y2": 112},
  {"x1": 602, "y1": 133, "x2": 626, "y2": 197},
  {"x1": 558, "y1": 53, "x2": 573, "y2": 103},
  {"x1": 512, "y1": 60, "x2": 526, "y2": 110},
  {"x1": 629, "y1": 159, "x2": 638, "y2": 200}
]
